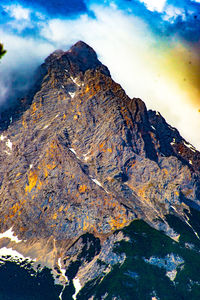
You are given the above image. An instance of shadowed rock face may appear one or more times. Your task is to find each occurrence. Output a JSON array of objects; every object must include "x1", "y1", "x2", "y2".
[{"x1": 0, "y1": 41, "x2": 200, "y2": 282}]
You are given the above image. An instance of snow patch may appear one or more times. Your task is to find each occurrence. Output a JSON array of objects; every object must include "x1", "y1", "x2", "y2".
[
  {"x1": 69, "y1": 92, "x2": 75, "y2": 98},
  {"x1": 91, "y1": 177, "x2": 110, "y2": 193},
  {"x1": 69, "y1": 148, "x2": 80, "y2": 159},
  {"x1": 156, "y1": 111, "x2": 160, "y2": 116},
  {"x1": 59, "y1": 287, "x2": 65, "y2": 300},
  {"x1": 43, "y1": 124, "x2": 49, "y2": 129},
  {"x1": 69, "y1": 148, "x2": 77, "y2": 155},
  {"x1": 170, "y1": 138, "x2": 176, "y2": 146},
  {"x1": 83, "y1": 151, "x2": 90, "y2": 161},
  {"x1": 4, "y1": 150, "x2": 11, "y2": 155},
  {"x1": 185, "y1": 219, "x2": 200, "y2": 240},
  {"x1": 0, "y1": 134, "x2": 6, "y2": 141},
  {"x1": 151, "y1": 125, "x2": 156, "y2": 130},
  {"x1": 72, "y1": 277, "x2": 82, "y2": 300},
  {"x1": 61, "y1": 85, "x2": 65, "y2": 89},
  {"x1": 0, "y1": 227, "x2": 22, "y2": 243},
  {"x1": 58, "y1": 258, "x2": 68, "y2": 283},
  {"x1": 29, "y1": 164, "x2": 33, "y2": 169},
  {"x1": 70, "y1": 77, "x2": 81, "y2": 87},
  {"x1": 183, "y1": 141, "x2": 196, "y2": 153},
  {"x1": 6, "y1": 139, "x2": 12, "y2": 150},
  {"x1": 166, "y1": 269, "x2": 177, "y2": 281},
  {"x1": 189, "y1": 160, "x2": 193, "y2": 165},
  {"x1": 168, "y1": 124, "x2": 175, "y2": 131},
  {"x1": 0, "y1": 247, "x2": 35, "y2": 262},
  {"x1": 92, "y1": 178, "x2": 103, "y2": 187}
]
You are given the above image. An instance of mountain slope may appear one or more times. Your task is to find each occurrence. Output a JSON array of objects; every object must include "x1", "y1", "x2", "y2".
[{"x1": 0, "y1": 41, "x2": 200, "y2": 295}]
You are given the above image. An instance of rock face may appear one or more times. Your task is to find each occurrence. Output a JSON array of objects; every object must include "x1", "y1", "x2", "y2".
[{"x1": 0, "y1": 41, "x2": 200, "y2": 288}]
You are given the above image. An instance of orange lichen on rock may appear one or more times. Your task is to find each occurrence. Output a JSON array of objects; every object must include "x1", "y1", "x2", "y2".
[
  {"x1": 99, "y1": 142, "x2": 105, "y2": 149},
  {"x1": 44, "y1": 168, "x2": 48, "y2": 178},
  {"x1": 25, "y1": 170, "x2": 38, "y2": 193},
  {"x1": 175, "y1": 191, "x2": 179, "y2": 196},
  {"x1": 83, "y1": 219, "x2": 90, "y2": 231},
  {"x1": 46, "y1": 161, "x2": 57, "y2": 170},
  {"x1": 81, "y1": 80, "x2": 101, "y2": 99},
  {"x1": 31, "y1": 103, "x2": 37, "y2": 115},
  {"x1": 138, "y1": 187, "x2": 146, "y2": 199},
  {"x1": 28, "y1": 101, "x2": 44, "y2": 125},
  {"x1": 45, "y1": 140, "x2": 60, "y2": 160},
  {"x1": 58, "y1": 205, "x2": 64, "y2": 212},
  {"x1": 9, "y1": 199, "x2": 26, "y2": 218},
  {"x1": 22, "y1": 118, "x2": 27, "y2": 129},
  {"x1": 79, "y1": 185, "x2": 87, "y2": 193},
  {"x1": 37, "y1": 180, "x2": 42, "y2": 190},
  {"x1": 52, "y1": 212, "x2": 57, "y2": 220},
  {"x1": 85, "y1": 85, "x2": 90, "y2": 93},
  {"x1": 99, "y1": 141, "x2": 109, "y2": 153},
  {"x1": 19, "y1": 227, "x2": 26, "y2": 232},
  {"x1": 10, "y1": 202, "x2": 20, "y2": 214},
  {"x1": 163, "y1": 169, "x2": 168, "y2": 176},
  {"x1": 108, "y1": 215, "x2": 127, "y2": 230}
]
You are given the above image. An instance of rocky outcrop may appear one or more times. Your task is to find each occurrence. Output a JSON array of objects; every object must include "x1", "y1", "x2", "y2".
[{"x1": 0, "y1": 41, "x2": 199, "y2": 289}]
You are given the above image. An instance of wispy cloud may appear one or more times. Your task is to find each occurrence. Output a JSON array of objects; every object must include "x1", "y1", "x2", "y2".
[
  {"x1": 3, "y1": 4, "x2": 31, "y2": 20},
  {"x1": 0, "y1": 29, "x2": 54, "y2": 106},
  {"x1": 138, "y1": 0, "x2": 167, "y2": 12}
]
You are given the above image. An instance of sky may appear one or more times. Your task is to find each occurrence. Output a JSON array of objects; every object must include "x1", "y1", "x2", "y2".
[{"x1": 0, "y1": 0, "x2": 200, "y2": 149}]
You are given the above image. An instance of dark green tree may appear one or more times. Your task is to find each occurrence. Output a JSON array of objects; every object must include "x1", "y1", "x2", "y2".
[{"x1": 0, "y1": 43, "x2": 6, "y2": 59}]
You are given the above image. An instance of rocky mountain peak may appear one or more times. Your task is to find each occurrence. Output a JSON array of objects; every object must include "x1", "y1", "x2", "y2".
[
  {"x1": 0, "y1": 42, "x2": 200, "y2": 291},
  {"x1": 68, "y1": 40, "x2": 98, "y2": 63},
  {"x1": 45, "y1": 41, "x2": 110, "y2": 77}
]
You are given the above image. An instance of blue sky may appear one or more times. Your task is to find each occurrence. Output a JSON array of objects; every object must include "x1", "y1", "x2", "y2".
[
  {"x1": 1, "y1": 0, "x2": 199, "y2": 40},
  {"x1": 0, "y1": 0, "x2": 200, "y2": 148}
]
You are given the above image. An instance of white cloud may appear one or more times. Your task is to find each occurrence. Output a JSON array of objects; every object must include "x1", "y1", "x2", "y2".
[
  {"x1": 162, "y1": 5, "x2": 186, "y2": 22},
  {"x1": 3, "y1": 4, "x2": 31, "y2": 20},
  {"x1": 2, "y1": 4, "x2": 33, "y2": 32},
  {"x1": 0, "y1": 4, "x2": 199, "y2": 150},
  {"x1": 7, "y1": 19, "x2": 33, "y2": 33},
  {"x1": 138, "y1": 0, "x2": 166, "y2": 12},
  {"x1": 0, "y1": 29, "x2": 54, "y2": 105}
]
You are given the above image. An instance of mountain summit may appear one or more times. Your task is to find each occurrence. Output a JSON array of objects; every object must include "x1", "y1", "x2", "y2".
[{"x1": 0, "y1": 42, "x2": 200, "y2": 297}]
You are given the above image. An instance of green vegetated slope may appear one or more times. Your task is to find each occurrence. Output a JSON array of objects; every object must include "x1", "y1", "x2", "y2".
[{"x1": 78, "y1": 209, "x2": 200, "y2": 300}]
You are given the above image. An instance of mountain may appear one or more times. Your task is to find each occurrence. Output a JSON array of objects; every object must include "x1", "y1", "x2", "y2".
[{"x1": 0, "y1": 41, "x2": 200, "y2": 299}]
